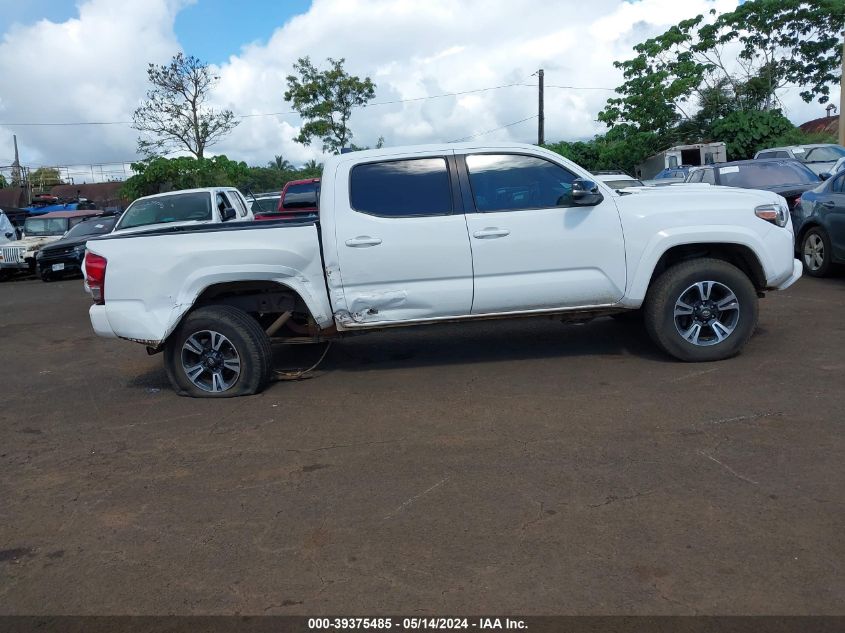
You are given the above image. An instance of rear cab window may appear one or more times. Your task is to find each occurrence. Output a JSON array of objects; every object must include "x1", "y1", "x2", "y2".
[
  {"x1": 283, "y1": 182, "x2": 320, "y2": 210},
  {"x1": 350, "y1": 158, "x2": 452, "y2": 217}
]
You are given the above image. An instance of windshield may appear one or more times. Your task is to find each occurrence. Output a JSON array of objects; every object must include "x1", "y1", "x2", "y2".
[
  {"x1": 64, "y1": 217, "x2": 115, "y2": 238},
  {"x1": 718, "y1": 162, "x2": 819, "y2": 188},
  {"x1": 23, "y1": 217, "x2": 68, "y2": 236},
  {"x1": 251, "y1": 196, "x2": 281, "y2": 212},
  {"x1": 117, "y1": 192, "x2": 212, "y2": 230},
  {"x1": 802, "y1": 146, "x2": 845, "y2": 163}
]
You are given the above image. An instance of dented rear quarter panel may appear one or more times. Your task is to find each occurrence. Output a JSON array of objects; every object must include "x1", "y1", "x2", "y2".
[{"x1": 86, "y1": 223, "x2": 333, "y2": 345}]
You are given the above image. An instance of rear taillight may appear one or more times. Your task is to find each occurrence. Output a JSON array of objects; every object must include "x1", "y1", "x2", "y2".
[{"x1": 84, "y1": 251, "x2": 107, "y2": 305}]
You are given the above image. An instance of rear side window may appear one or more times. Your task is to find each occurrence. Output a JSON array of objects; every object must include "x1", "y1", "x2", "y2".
[
  {"x1": 687, "y1": 170, "x2": 703, "y2": 183},
  {"x1": 283, "y1": 183, "x2": 319, "y2": 209},
  {"x1": 701, "y1": 169, "x2": 716, "y2": 184},
  {"x1": 350, "y1": 158, "x2": 452, "y2": 217}
]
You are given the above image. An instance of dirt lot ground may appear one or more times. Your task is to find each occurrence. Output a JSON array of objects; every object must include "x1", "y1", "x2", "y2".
[{"x1": 1, "y1": 274, "x2": 843, "y2": 615}]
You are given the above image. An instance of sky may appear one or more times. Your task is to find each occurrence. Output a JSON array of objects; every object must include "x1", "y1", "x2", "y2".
[{"x1": 0, "y1": 0, "x2": 839, "y2": 173}]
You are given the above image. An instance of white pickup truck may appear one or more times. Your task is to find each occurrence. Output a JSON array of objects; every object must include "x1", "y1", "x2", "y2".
[
  {"x1": 112, "y1": 186, "x2": 253, "y2": 235},
  {"x1": 84, "y1": 143, "x2": 801, "y2": 397}
]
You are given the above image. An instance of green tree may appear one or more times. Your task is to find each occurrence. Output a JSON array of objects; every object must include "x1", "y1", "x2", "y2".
[
  {"x1": 121, "y1": 155, "x2": 250, "y2": 199},
  {"x1": 284, "y1": 57, "x2": 376, "y2": 153},
  {"x1": 599, "y1": 0, "x2": 844, "y2": 133},
  {"x1": 710, "y1": 109, "x2": 795, "y2": 159},
  {"x1": 133, "y1": 53, "x2": 239, "y2": 159},
  {"x1": 0, "y1": 173, "x2": 7, "y2": 188},
  {"x1": 29, "y1": 167, "x2": 64, "y2": 188}
]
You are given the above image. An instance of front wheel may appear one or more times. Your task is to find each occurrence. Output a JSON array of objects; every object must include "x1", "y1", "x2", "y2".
[
  {"x1": 164, "y1": 305, "x2": 273, "y2": 397},
  {"x1": 643, "y1": 258, "x2": 758, "y2": 362}
]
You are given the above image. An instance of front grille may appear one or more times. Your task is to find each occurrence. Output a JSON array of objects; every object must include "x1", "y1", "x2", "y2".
[{"x1": 1, "y1": 246, "x2": 24, "y2": 264}]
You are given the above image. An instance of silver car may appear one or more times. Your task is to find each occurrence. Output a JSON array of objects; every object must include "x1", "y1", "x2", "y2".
[{"x1": 754, "y1": 144, "x2": 845, "y2": 176}]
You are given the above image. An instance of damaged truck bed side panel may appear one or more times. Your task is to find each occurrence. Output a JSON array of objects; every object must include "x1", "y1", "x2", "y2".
[{"x1": 86, "y1": 222, "x2": 333, "y2": 345}]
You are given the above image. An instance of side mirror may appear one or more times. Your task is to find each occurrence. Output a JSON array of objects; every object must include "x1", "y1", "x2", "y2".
[
  {"x1": 819, "y1": 172, "x2": 831, "y2": 181},
  {"x1": 221, "y1": 207, "x2": 237, "y2": 221},
  {"x1": 571, "y1": 178, "x2": 604, "y2": 206},
  {"x1": 4, "y1": 232, "x2": 12, "y2": 239}
]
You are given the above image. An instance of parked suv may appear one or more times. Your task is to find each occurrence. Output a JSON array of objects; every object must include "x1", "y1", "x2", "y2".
[
  {"x1": 754, "y1": 144, "x2": 845, "y2": 176},
  {"x1": 794, "y1": 170, "x2": 845, "y2": 277},
  {"x1": 0, "y1": 209, "x2": 104, "y2": 274}
]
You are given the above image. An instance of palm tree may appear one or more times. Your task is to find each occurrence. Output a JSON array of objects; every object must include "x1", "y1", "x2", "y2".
[
  {"x1": 303, "y1": 159, "x2": 322, "y2": 171},
  {"x1": 269, "y1": 155, "x2": 293, "y2": 171}
]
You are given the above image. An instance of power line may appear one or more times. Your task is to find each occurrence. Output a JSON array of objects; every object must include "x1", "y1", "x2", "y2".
[
  {"x1": 448, "y1": 115, "x2": 538, "y2": 143},
  {"x1": 0, "y1": 81, "x2": 617, "y2": 127}
]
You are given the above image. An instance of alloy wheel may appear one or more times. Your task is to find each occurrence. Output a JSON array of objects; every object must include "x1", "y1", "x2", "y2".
[
  {"x1": 803, "y1": 234, "x2": 825, "y2": 272},
  {"x1": 180, "y1": 330, "x2": 242, "y2": 393},
  {"x1": 673, "y1": 280, "x2": 740, "y2": 347}
]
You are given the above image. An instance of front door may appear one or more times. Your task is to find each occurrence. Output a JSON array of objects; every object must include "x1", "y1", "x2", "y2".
[
  {"x1": 333, "y1": 153, "x2": 474, "y2": 323},
  {"x1": 460, "y1": 152, "x2": 627, "y2": 314}
]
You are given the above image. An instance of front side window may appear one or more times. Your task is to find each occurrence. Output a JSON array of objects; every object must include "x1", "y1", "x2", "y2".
[
  {"x1": 832, "y1": 174, "x2": 845, "y2": 194},
  {"x1": 350, "y1": 158, "x2": 452, "y2": 217},
  {"x1": 465, "y1": 154, "x2": 577, "y2": 212},
  {"x1": 687, "y1": 170, "x2": 703, "y2": 183},
  {"x1": 701, "y1": 169, "x2": 716, "y2": 185},
  {"x1": 118, "y1": 192, "x2": 212, "y2": 230}
]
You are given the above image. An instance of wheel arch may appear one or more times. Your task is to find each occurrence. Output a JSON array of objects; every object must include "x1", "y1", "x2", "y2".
[
  {"x1": 161, "y1": 278, "x2": 325, "y2": 348},
  {"x1": 626, "y1": 238, "x2": 769, "y2": 306}
]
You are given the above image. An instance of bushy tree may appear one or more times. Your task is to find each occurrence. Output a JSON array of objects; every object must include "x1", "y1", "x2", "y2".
[
  {"x1": 133, "y1": 53, "x2": 239, "y2": 159},
  {"x1": 121, "y1": 155, "x2": 250, "y2": 199},
  {"x1": 599, "y1": 0, "x2": 844, "y2": 134},
  {"x1": 285, "y1": 57, "x2": 376, "y2": 153}
]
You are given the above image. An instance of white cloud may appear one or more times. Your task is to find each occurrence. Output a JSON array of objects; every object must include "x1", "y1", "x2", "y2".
[
  {"x1": 0, "y1": 0, "x2": 185, "y2": 169},
  {"x1": 0, "y1": 0, "x2": 839, "y2": 173}
]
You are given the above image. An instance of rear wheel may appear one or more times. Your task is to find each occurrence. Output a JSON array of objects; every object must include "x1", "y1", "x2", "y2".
[
  {"x1": 164, "y1": 305, "x2": 273, "y2": 398},
  {"x1": 801, "y1": 227, "x2": 832, "y2": 277},
  {"x1": 644, "y1": 258, "x2": 758, "y2": 362}
]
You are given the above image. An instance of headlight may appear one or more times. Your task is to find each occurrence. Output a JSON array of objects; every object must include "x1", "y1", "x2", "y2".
[{"x1": 754, "y1": 203, "x2": 789, "y2": 228}]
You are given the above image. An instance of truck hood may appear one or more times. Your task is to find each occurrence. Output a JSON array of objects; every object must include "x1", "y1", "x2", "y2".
[
  {"x1": 13, "y1": 235, "x2": 63, "y2": 252},
  {"x1": 614, "y1": 184, "x2": 788, "y2": 222}
]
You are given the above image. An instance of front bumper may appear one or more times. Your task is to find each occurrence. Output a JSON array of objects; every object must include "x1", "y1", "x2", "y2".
[
  {"x1": 36, "y1": 251, "x2": 84, "y2": 275},
  {"x1": 773, "y1": 258, "x2": 802, "y2": 291}
]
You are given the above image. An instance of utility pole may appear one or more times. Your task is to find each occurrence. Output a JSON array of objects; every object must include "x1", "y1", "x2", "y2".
[
  {"x1": 11, "y1": 134, "x2": 21, "y2": 185},
  {"x1": 839, "y1": 30, "x2": 844, "y2": 147},
  {"x1": 538, "y1": 68, "x2": 545, "y2": 146}
]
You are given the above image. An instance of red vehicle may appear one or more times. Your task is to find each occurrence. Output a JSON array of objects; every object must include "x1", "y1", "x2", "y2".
[{"x1": 254, "y1": 178, "x2": 320, "y2": 221}]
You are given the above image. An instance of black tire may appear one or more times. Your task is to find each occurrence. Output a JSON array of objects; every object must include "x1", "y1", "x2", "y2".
[
  {"x1": 164, "y1": 305, "x2": 273, "y2": 398},
  {"x1": 800, "y1": 227, "x2": 832, "y2": 277},
  {"x1": 39, "y1": 269, "x2": 53, "y2": 282},
  {"x1": 643, "y1": 258, "x2": 758, "y2": 362}
]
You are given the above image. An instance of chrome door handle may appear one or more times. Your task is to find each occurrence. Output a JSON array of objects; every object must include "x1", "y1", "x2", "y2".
[
  {"x1": 345, "y1": 236, "x2": 383, "y2": 247},
  {"x1": 472, "y1": 227, "x2": 510, "y2": 239}
]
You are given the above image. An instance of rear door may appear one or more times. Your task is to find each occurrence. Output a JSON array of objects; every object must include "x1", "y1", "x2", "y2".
[
  {"x1": 333, "y1": 152, "x2": 474, "y2": 322},
  {"x1": 821, "y1": 172, "x2": 845, "y2": 261},
  {"x1": 460, "y1": 152, "x2": 626, "y2": 313}
]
